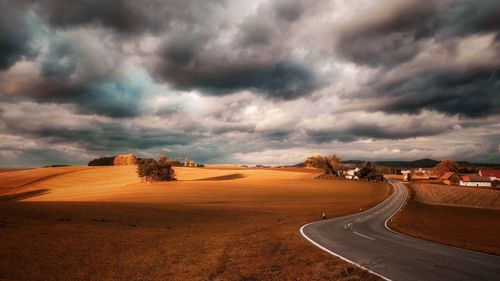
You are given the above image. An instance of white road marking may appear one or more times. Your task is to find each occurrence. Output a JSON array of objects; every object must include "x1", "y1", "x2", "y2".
[{"x1": 353, "y1": 231, "x2": 375, "y2": 240}]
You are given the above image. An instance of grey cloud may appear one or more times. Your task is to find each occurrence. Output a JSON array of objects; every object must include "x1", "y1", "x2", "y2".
[
  {"x1": 0, "y1": 2, "x2": 38, "y2": 70},
  {"x1": 0, "y1": 28, "x2": 148, "y2": 117},
  {"x1": 335, "y1": 0, "x2": 500, "y2": 67},
  {"x1": 152, "y1": 0, "x2": 321, "y2": 99},
  {"x1": 33, "y1": 0, "x2": 224, "y2": 35},
  {"x1": 0, "y1": 108, "x2": 194, "y2": 155},
  {"x1": 237, "y1": 19, "x2": 276, "y2": 47},
  {"x1": 41, "y1": 38, "x2": 78, "y2": 78},
  {"x1": 335, "y1": 0, "x2": 500, "y2": 117},
  {"x1": 306, "y1": 119, "x2": 451, "y2": 143},
  {"x1": 362, "y1": 62, "x2": 500, "y2": 117},
  {"x1": 155, "y1": 46, "x2": 319, "y2": 99},
  {"x1": 335, "y1": 0, "x2": 438, "y2": 67},
  {"x1": 273, "y1": 0, "x2": 304, "y2": 22}
]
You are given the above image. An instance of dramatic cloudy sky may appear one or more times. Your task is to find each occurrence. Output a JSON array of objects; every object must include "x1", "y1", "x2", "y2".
[{"x1": 1, "y1": 0, "x2": 499, "y2": 166}]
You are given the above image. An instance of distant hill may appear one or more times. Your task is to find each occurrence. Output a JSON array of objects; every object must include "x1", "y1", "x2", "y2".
[
  {"x1": 289, "y1": 159, "x2": 500, "y2": 169},
  {"x1": 373, "y1": 159, "x2": 439, "y2": 168},
  {"x1": 288, "y1": 162, "x2": 305, "y2": 168}
]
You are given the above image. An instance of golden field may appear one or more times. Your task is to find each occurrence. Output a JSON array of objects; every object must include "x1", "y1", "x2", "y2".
[
  {"x1": 410, "y1": 182, "x2": 500, "y2": 210},
  {"x1": 0, "y1": 166, "x2": 390, "y2": 281},
  {"x1": 390, "y1": 183, "x2": 500, "y2": 255}
]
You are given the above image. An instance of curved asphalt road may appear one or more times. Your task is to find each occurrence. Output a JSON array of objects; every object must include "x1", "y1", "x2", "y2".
[{"x1": 301, "y1": 179, "x2": 500, "y2": 281}]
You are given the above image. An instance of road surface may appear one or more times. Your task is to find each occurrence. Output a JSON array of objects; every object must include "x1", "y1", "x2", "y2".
[{"x1": 301, "y1": 179, "x2": 500, "y2": 281}]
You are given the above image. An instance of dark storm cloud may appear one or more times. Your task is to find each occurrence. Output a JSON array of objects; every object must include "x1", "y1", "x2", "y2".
[
  {"x1": 336, "y1": 0, "x2": 500, "y2": 118},
  {"x1": 237, "y1": 19, "x2": 276, "y2": 47},
  {"x1": 335, "y1": 0, "x2": 500, "y2": 67},
  {"x1": 41, "y1": 38, "x2": 78, "y2": 78},
  {"x1": 0, "y1": 25, "x2": 148, "y2": 117},
  {"x1": 369, "y1": 67, "x2": 500, "y2": 117},
  {"x1": 1, "y1": 72, "x2": 145, "y2": 118},
  {"x1": 335, "y1": 0, "x2": 438, "y2": 67},
  {"x1": 306, "y1": 121, "x2": 447, "y2": 143},
  {"x1": 273, "y1": 0, "x2": 304, "y2": 22},
  {"x1": 33, "y1": 0, "x2": 224, "y2": 35},
  {"x1": 36, "y1": 127, "x2": 191, "y2": 152},
  {"x1": 36, "y1": 81, "x2": 145, "y2": 118},
  {"x1": 152, "y1": 0, "x2": 321, "y2": 99},
  {"x1": 0, "y1": 2, "x2": 38, "y2": 70},
  {"x1": 0, "y1": 105, "x2": 194, "y2": 153},
  {"x1": 155, "y1": 52, "x2": 318, "y2": 99}
]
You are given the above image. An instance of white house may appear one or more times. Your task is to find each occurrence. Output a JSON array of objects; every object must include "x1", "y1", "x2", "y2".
[
  {"x1": 459, "y1": 175, "x2": 492, "y2": 187},
  {"x1": 346, "y1": 167, "x2": 360, "y2": 180},
  {"x1": 401, "y1": 170, "x2": 411, "y2": 181}
]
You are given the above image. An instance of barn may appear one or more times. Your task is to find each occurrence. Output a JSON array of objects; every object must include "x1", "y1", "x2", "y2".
[
  {"x1": 459, "y1": 175, "x2": 492, "y2": 187},
  {"x1": 440, "y1": 172, "x2": 460, "y2": 185}
]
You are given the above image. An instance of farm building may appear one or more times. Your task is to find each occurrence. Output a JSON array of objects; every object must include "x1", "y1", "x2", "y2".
[
  {"x1": 401, "y1": 170, "x2": 411, "y2": 181},
  {"x1": 459, "y1": 175, "x2": 492, "y2": 187},
  {"x1": 479, "y1": 169, "x2": 500, "y2": 181},
  {"x1": 440, "y1": 172, "x2": 460, "y2": 185},
  {"x1": 345, "y1": 167, "x2": 360, "y2": 180},
  {"x1": 412, "y1": 168, "x2": 433, "y2": 179}
]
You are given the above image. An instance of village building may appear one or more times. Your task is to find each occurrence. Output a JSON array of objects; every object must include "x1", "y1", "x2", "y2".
[
  {"x1": 412, "y1": 168, "x2": 432, "y2": 179},
  {"x1": 401, "y1": 170, "x2": 411, "y2": 181},
  {"x1": 440, "y1": 172, "x2": 460, "y2": 185},
  {"x1": 459, "y1": 175, "x2": 492, "y2": 187},
  {"x1": 345, "y1": 167, "x2": 360, "y2": 180},
  {"x1": 479, "y1": 169, "x2": 500, "y2": 181}
]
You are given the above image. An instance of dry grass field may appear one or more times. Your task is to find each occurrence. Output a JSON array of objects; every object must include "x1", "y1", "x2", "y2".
[
  {"x1": 411, "y1": 183, "x2": 500, "y2": 210},
  {"x1": 0, "y1": 166, "x2": 95, "y2": 195},
  {"x1": 390, "y1": 184, "x2": 500, "y2": 255},
  {"x1": 0, "y1": 166, "x2": 390, "y2": 281}
]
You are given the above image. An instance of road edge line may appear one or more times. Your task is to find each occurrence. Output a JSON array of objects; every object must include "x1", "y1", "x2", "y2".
[
  {"x1": 383, "y1": 180, "x2": 408, "y2": 236},
  {"x1": 300, "y1": 222, "x2": 392, "y2": 281}
]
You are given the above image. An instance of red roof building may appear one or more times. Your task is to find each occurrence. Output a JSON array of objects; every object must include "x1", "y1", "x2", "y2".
[
  {"x1": 460, "y1": 175, "x2": 492, "y2": 187},
  {"x1": 479, "y1": 169, "x2": 500, "y2": 180},
  {"x1": 440, "y1": 172, "x2": 460, "y2": 185},
  {"x1": 440, "y1": 172, "x2": 455, "y2": 180}
]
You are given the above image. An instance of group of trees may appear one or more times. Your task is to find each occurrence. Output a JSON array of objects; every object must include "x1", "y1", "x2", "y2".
[
  {"x1": 357, "y1": 161, "x2": 384, "y2": 181},
  {"x1": 433, "y1": 160, "x2": 460, "y2": 177},
  {"x1": 88, "y1": 156, "x2": 116, "y2": 166},
  {"x1": 305, "y1": 154, "x2": 344, "y2": 174},
  {"x1": 137, "y1": 157, "x2": 176, "y2": 182},
  {"x1": 156, "y1": 155, "x2": 204, "y2": 168},
  {"x1": 136, "y1": 155, "x2": 207, "y2": 182},
  {"x1": 376, "y1": 166, "x2": 402, "y2": 175}
]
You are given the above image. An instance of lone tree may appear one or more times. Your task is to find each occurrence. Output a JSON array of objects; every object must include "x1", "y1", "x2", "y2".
[
  {"x1": 137, "y1": 157, "x2": 176, "y2": 182},
  {"x1": 354, "y1": 161, "x2": 384, "y2": 181},
  {"x1": 433, "y1": 160, "x2": 459, "y2": 177}
]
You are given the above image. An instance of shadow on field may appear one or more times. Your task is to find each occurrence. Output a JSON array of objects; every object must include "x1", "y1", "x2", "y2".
[
  {"x1": 0, "y1": 189, "x2": 49, "y2": 202},
  {"x1": 193, "y1": 173, "x2": 245, "y2": 181}
]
